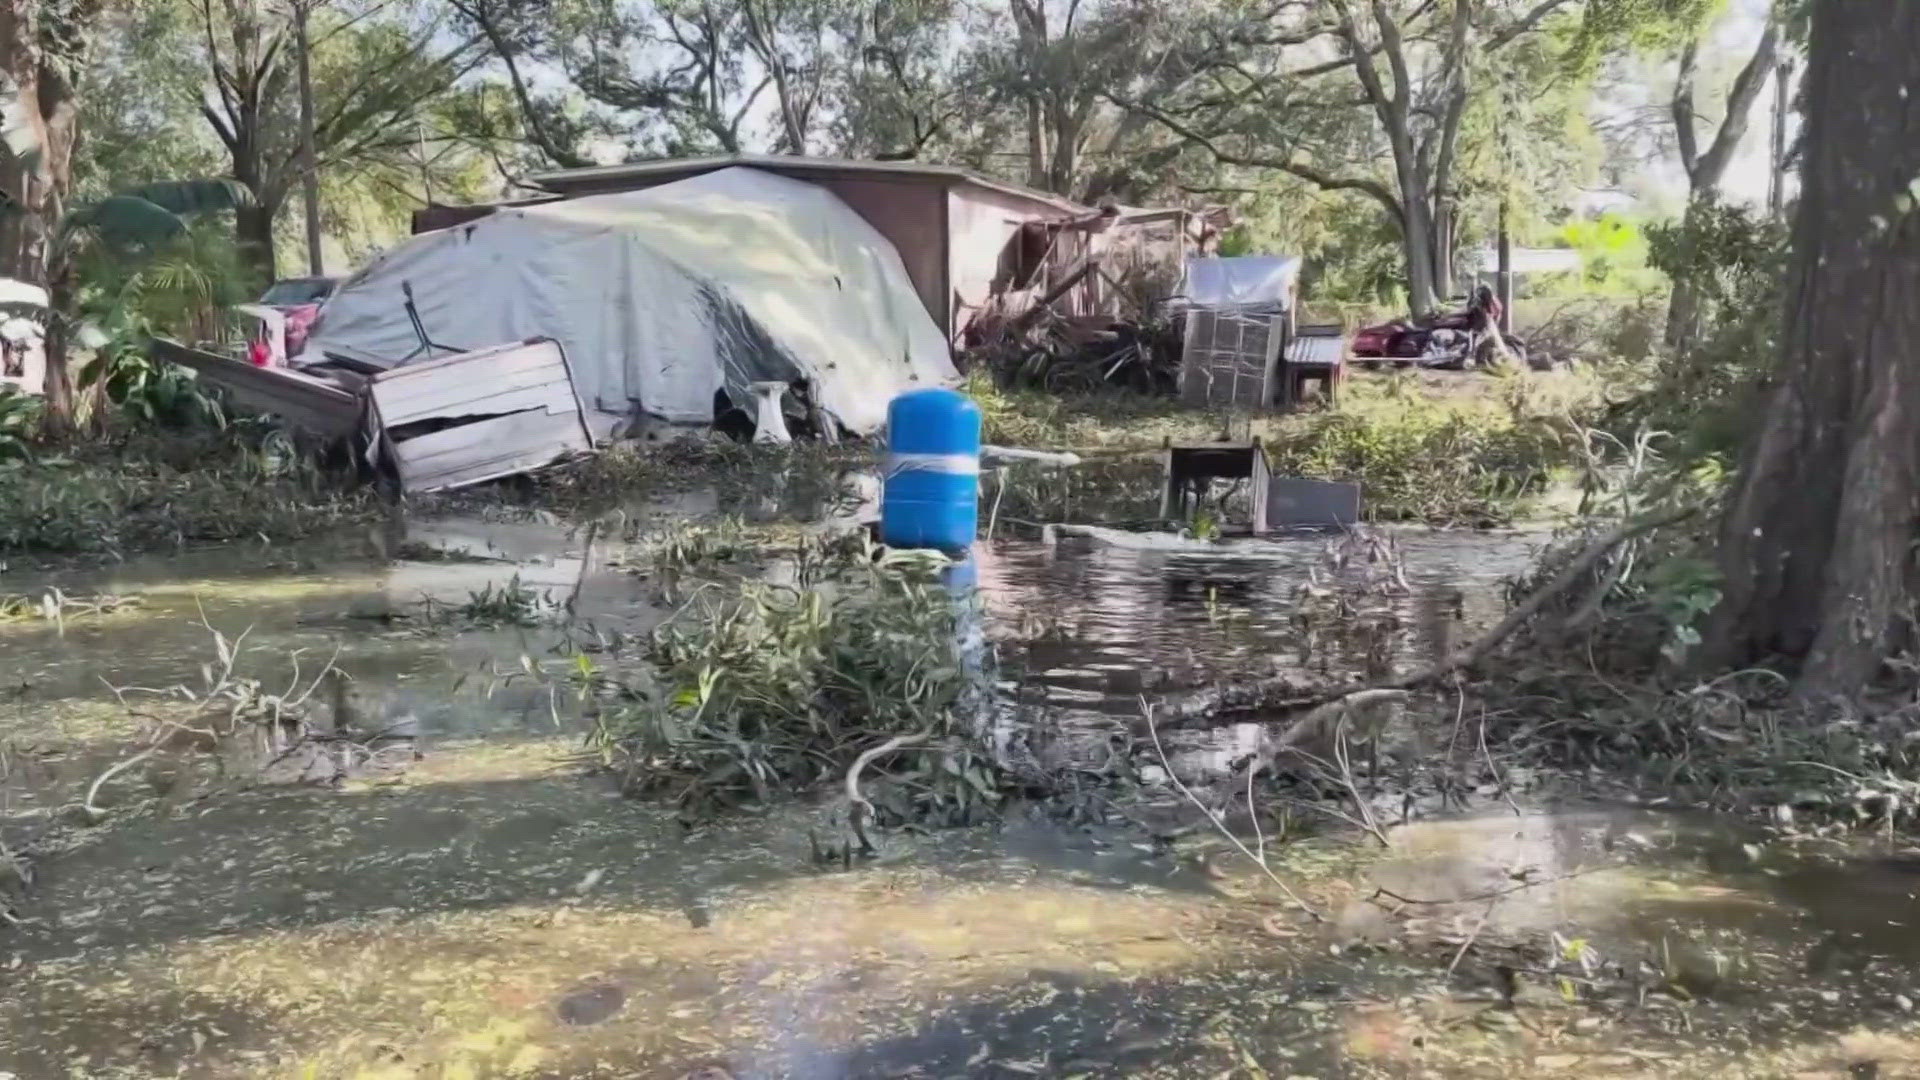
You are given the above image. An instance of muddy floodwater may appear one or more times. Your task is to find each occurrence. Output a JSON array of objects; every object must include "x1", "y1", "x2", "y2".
[{"x1": 6, "y1": 508, "x2": 1920, "y2": 1078}]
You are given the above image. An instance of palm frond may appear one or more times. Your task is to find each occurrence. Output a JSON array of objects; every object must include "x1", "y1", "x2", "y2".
[
  {"x1": 67, "y1": 195, "x2": 192, "y2": 248},
  {"x1": 110, "y1": 179, "x2": 255, "y2": 217}
]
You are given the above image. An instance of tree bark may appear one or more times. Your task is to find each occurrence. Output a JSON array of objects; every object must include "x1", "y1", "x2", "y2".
[
  {"x1": 236, "y1": 202, "x2": 279, "y2": 280},
  {"x1": 1661, "y1": 199, "x2": 1707, "y2": 349},
  {"x1": 1, "y1": 0, "x2": 95, "y2": 428},
  {"x1": 1337, "y1": 0, "x2": 1438, "y2": 314},
  {"x1": 1664, "y1": 17, "x2": 1780, "y2": 350},
  {"x1": 293, "y1": 0, "x2": 323, "y2": 276},
  {"x1": 42, "y1": 260, "x2": 74, "y2": 425},
  {"x1": 1699, "y1": 0, "x2": 1920, "y2": 701}
]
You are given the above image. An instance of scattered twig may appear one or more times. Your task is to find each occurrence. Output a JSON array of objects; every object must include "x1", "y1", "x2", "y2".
[
  {"x1": 843, "y1": 730, "x2": 931, "y2": 852},
  {"x1": 1156, "y1": 508, "x2": 1701, "y2": 751},
  {"x1": 1481, "y1": 705, "x2": 1522, "y2": 817},
  {"x1": 1445, "y1": 900, "x2": 1500, "y2": 979},
  {"x1": 1333, "y1": 718, "x2": 1391, "y2": 846},
  {"x1": 1371, "y1": 863, "x2": 1609, "y2": 907},
  {"x1": 1141, "y1": 697, "x2": 1322, "y2": 921},
  {"x1": 83, "y1": 746, "x2": 159, "y2": 820},
  {"x1": 1377, "y1": 506, "x2": 1699, "y2": 694}
]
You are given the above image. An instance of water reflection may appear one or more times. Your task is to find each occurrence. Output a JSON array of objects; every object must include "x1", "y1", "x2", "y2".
[{"x1": 982, "y1": 529, "x2": 1538, "y2": 726}]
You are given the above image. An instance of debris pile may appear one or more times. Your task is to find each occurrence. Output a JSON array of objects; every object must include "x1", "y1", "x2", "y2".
[{"x1": 964, "y1": 311, "x2": 1182, "y2": 395}]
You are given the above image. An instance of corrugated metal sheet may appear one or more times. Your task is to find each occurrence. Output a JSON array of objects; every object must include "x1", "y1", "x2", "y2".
[{"x1": 1286, "y1": 331, "x2": 1346, "y2": 368}]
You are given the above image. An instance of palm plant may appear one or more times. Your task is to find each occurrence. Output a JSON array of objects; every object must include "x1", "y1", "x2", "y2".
[
  {"x1": 0, "y1": 178, "x2": 255, "y2": 429},
  {"x1": 73, "y1": 219, "x2": 260, "y2": 428}
]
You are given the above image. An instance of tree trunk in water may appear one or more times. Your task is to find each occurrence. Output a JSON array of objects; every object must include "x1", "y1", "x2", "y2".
[
  {"x1": 1698, "y1": 0, "x2": 1920, "y2": 701},
  {"x1": 237, "y1": 202, "x2": 279, "y2": 280}
]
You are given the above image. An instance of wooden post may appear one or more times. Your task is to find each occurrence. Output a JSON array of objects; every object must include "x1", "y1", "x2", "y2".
[
  {"x1": 295, "y1": 0, "x2": 324, "y2": 276},
  {"x1": 1496, "y1": 198, "x2": 1514, "y2": 335},
  {"x1": 1250, "y1": 437, "x2": 1271, "y2": 536},
  {"x1": 1158, "y1": 435, "x2": 1177, "y2": 522}
]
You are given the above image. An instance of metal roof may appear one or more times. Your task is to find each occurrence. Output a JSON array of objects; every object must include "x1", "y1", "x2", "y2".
[
  {"x1": 1286, "y1": 330, "x2": 1347, "y2": 368},
  {"x1": 525, "y1": 154, "x2": 1089, "y2": 215}
]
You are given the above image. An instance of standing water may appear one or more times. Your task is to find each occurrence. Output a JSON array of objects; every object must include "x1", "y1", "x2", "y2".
[{"x1": 4, "y1": 507, "x2": 1920, "y2": 1078}]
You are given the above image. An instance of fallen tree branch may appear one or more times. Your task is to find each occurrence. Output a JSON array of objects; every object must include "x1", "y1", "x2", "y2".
[
  {"x1": 1380, "y1": 506, "x2": 1700, "y2": 692},
  {"x1": 843, "y1": 730, "x2": 931, "y2": 853},
  {"x1": 1142, "y1": 697, "x2": 1323, "y2": 921},
  {"x1": 1158, "y1": 507, "x2": 1700, "y2": 736}
]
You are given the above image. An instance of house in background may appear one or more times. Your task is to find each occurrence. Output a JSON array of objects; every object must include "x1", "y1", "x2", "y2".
[{"x1": 413, "y1": 155, "x2": 1224, "y2": 345}]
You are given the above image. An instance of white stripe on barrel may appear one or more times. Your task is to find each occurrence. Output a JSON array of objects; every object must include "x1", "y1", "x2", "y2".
[{"x1": 885, "y1": 452, "x2": 981, "y2": 477}]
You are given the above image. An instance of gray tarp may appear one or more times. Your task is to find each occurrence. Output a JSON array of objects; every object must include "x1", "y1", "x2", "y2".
[{"x1": 302, "y1": 167, "x2": 957, "y2": 434}]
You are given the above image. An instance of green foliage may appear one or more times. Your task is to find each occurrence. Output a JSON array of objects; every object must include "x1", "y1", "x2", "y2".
[
  {"x1": 1548, "y1": 213, "x2": 1662, "y2": 294},
  {"x1": 0, "y1": 427, "x2": 374, "y2": 557},
  {"x1": 1568, "y1": 0, "x2": 1727, "y2": 68},
  {"x1": 588, "y1": 539, "x2": 1003, "y2": 824},
  {"x1": 1643, "y1": 554, "x2": 1722, "y2": 664},
  {"x1": 68, "y1": 181, "x2": 255, "y2": 249},
  {"x1": 0, "y1": 387, "x2": 43, "y2": 463},
  {"x1": 1291, "y1": 198, "x2": 1413, "y2": 306},
  {"x1": 70, "y1": 221, "x2": 260, "y2": 429},
  {"x1": 1266, "y1": 403, "x2": 1566, "y2": 528},
  {"x1": 456, "y1": 575, "x2": 556, "y2": 627},
  {"x1": 1623, "y1": 202, "x2": 1788, "y2": 455},
  {"x1": 71, "y1": 1, "x2": 227, "y2": 199}
]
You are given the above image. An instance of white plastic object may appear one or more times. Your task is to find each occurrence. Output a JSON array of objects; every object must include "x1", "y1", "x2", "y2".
[{"x1": 749, "y1": 381, "x2": 792, "y2": 443}]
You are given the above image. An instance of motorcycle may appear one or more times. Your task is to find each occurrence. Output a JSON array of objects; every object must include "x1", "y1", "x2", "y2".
[{"x1": 1348, "y1": 303, "x2": 1541, "y2": 370}]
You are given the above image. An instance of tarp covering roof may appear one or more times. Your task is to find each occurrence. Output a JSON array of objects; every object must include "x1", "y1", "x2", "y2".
[
  {"x1": 1176, "y1": 256, "x2": 1302, "y2": 309},
  {"x1": 303, "y1": 167, "x2": 957, "y2": 433}
]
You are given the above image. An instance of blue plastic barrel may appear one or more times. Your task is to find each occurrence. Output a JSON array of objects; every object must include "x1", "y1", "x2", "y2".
[{"x1": 881, "y1": 388, "x2": 982, "y2": 554}]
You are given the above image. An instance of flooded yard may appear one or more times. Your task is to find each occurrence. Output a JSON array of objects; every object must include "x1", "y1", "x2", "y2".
[{"x1": 5, "y1": 500, "x2": 1920, "y2": 1078}]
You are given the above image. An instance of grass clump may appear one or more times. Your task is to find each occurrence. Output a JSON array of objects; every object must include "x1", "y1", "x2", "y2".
[
  {"x1": 970, "y1": 374, "x2": 1218, "y2": 450},
  {"x1": 451, "y1": 575, "x2": 556, "y2": 628},
  {"x1": 1263, "y1": 373, "x2": 1590, "y2": 527},
  {"x1": 586, "y1": 540, "x2": 1010, "y2": 827},
  {"x1": 0, "y1": 588, "x2": 140, "y2": 626},
  {"x1": 1267, "y1": 409, "x2": 1562, "y2": 527},
  {"x1": 0, "y1": 426, "x2": 375, "y2": 558},
  {"x1": 531, "y1": 438, "x2": 868, "y2": 518},
  {"x1": 975, "y1": 371, "x2": 1590, "y2": 530}
]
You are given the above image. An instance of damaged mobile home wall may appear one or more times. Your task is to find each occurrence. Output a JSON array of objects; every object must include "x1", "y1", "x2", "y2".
[
  {"x1": 466, "y1": 156, "x2": 1219, "y2": 347},
  {"x1": 309, "y1": 167, "x2": 957, "y2": 436}
]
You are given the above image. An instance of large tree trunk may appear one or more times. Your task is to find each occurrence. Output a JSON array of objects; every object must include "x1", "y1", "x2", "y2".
[
  {"x1": 1662, "y1": 199, "x2": 1707, "y2": 348},
  {"x1": 1, "y1": 0, "x2": 90, "y2": 429},
  {"x1": 1698, "y1": 0, "x2": 1920, "y2": 701},
  {"x1": 42, "y1": 261, "x2": 75, "y2": 424},
  {"x1": 236, "y1": 202, "x2": 279, "y2": 281},
  {"x1": 1396, "y1": 176, "x2": 1439, "y2": 315},
  {"x1": 1664, "y1": 20, "x2": 1780, "y2": 351}
]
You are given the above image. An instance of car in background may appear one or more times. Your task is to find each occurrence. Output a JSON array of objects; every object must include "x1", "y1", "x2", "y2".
[{"x1": 258, "y1": 276, "x2": 338, "y2": 356}]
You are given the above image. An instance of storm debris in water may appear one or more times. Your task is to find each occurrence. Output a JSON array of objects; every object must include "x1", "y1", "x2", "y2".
[{"x1": 555, "y1": 981, "x2": 627, "y2": 1026}]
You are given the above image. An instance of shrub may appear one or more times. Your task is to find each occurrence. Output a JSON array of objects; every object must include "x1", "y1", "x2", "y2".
[
  {"x1": 586, "y1": 541, "x2": 1008, "y2": 825},
  {"x1": 1267, "y1": 389, "x2": 1568, "y2": 527},
  {"x1": 0, "y1": 426, "x2": 373, "y2": 557}
]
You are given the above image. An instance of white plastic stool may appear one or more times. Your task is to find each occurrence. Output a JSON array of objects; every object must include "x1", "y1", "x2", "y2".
[{"x1": 748, "y1": 381, "x2": 792, "y2": 444}]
